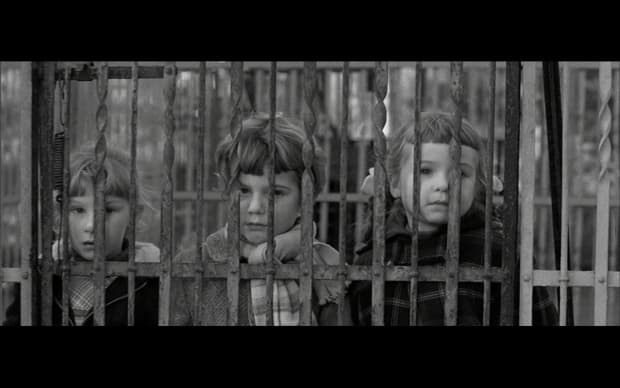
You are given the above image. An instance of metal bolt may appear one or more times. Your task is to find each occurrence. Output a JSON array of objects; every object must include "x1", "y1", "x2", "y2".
[
  {"x1": 598, "y1": 276, "x2": 606, "y2": 284},
  {"x1": 22, "y1": 272, "x2": 29, "y2": 280},
  {"x1": 523, "y1": 275, "x2": 531, "y2": 282}
]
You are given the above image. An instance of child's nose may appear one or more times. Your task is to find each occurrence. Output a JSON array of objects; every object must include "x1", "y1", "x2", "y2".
[
  {"x1": 433, "y1": 172, "x2": 449, "y2": 192},
  {"x1": 83, "y1": 211, "x2": 94, "y2": 233},
  {"x1": 247, "y1": 193, "x2": 265, "y2": 214}
]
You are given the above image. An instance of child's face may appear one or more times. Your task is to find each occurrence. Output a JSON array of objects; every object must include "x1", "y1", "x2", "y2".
[
  {"x1": 236, "y1": 167, "x2": 301, "y2": 245},
  {"x1": 391, "y1": 142, "x2": 479, "y2": 233},
  {"x1": 68, "y1": 180, "x2": 131, "y2": 260}
]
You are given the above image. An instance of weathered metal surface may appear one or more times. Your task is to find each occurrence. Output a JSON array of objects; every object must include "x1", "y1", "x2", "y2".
[
  {"x1": 93, "y1": 62, "x2": 108, "y2": 326},
  {"x1": 159, "y1": 62, "x2": 176, "y2": 325},
  {"x1": 409, "y1": 61, "x2": 423, "y2": 326},
  {"x1": 445, "y1": 62, "x2": 463, "y2": 326},
  {"x1": 60, "y1": 65, "x2": 72, "y2": 326},
  {"x1": 519, "y1": 62, "x2": 536, "y2": 325},
  {"x1": 300, "y1": 61, "x2": 317, "y2": 325},
  {"x1": 542, "y1": 61, "x2": 573, "y2": 325},
  {"x1": 226, "y1": 61, "x2": 243, "y2": 326},
  {"x1": 594, "y1": 61, "x2": 612, "y2": 325},
  {"x1": 337, "y1": 62, "x2": 350, "y2": 326},
  {"x1": 483, "y1": 62, "x2": 496, "y2": 326},
  {"x1": 35, "y1": 62, "x2": 56, "y2": 326},
  {"x1": 559, "y1": 63, "x2": 570, "y2": 326},
  {"x1": 372, "y1": 61, "x2": 388, "y2": 326},
  {"x1": 127, "y1": 62, "x2": 139, "y2": 326},
  {"x1": 265, "y1": 62, "x2": 276, "y2": 326},
  {"x1": 61, "y1": 261, "x2": 508, "y2": 282},
  {"x1": 319, "y1": 71, "x2": 331, "y2": 244},
  {"x1": 501, "y1": 62, "x2": 520, "y2": 326}
]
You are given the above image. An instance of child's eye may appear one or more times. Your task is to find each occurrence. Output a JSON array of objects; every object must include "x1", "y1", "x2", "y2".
[
  {"x1": 105, "y1": 207, "x2": 118, "y2": 213},
  {"x1": 274, "y1": 190, "x2": 286, "y2": 196},
  {"x1": 69, "y1": 207, "x2": 85, "y2": 214},
  {"x1": 239, "y1": 187, "x2": 251, "y2": 195},
  {"x1": 420, "y1": 168, "x2": 432, "y2": 175}
]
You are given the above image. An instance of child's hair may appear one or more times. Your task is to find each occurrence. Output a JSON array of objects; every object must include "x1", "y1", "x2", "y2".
[
  {"x1": 56, "y1": 142, "x2": 156, "y2": 231},
  {"x1": 387, "y1": 111, "x2": 488, "y2": 216},
  {"x1": 215, "y1": 113, "x2": 326, "y2": 197},
  {"x1": 358, "y1": 112, "x2": 488, "y2": 245}
]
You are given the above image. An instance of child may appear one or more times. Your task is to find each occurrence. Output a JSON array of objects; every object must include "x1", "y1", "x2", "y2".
[
  {"x1": 350, "y1": 112, "x2": 558, "y2": 326},
  {"x1": 171, "y1": 113, "x2": 351, "y2": 325},
  {"x1": 3, "y1": 143, "x2": 160, "y2": 326}
]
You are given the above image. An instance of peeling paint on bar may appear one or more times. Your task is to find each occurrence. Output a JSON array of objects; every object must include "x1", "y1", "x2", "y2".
[
  {"x1": 127, "y1": 62, "x2": 139, "y2": 326},
  {"x1": 502, "y1": 62, "x2": 520, "y2": 326},
  {"x1": 61, "y1": 64, "x2": 72, "y2": 326},
  {"x1": 372, "y1": 61, "x2": 388, "y2": 326},
  {"x1": 409, "y1": 61, "x2": 423, "y2": 326},
  {"x1": 338, "y1": 62, "x2": 350, "y2": 326},
  {"x1": 226, "y1": 61, "x2": 243, "y2": 326},
  {"x1": 483, "y1": 62, "x2": 496, "y2": 326},
  {"x1": 159, "y1": 62, "x2": 176, "y2": 326},
  {"x1": 93, "y1": 62, "x2": 109, "y2": 326},
  {"x1": 445, "y1": 62, "x2": 463, "y2": 326},
  {"x1": 300, "y1": 62, "x2": 317, "y2": 325}
]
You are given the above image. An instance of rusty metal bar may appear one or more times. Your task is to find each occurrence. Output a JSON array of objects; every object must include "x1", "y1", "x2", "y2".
[
  {"x1": 159, "y1": 62, "x2": 176, "y2": 326},
  {"x1": 36, "y1": 62, "x2": 56, "y2": 326},
  {"x1": 337, "y1": 62, "x2": 350, "y2": 326},
  {"x1": 559, "y1": 63, "x2": 570, "y2": 326},
  {"x1": 445, "y1": 62, "x2": 463, "y2": 326},
  {"x1": 93, "y1": 62, "x2": 109, "y2": 326},
  {"x1": 23, "y1": 63, "x2": 38, "y2": 326},
  {"x1": 542, "y1": 61, "x2": 574, "y2": 324},
  {"x1": 372, "y1": 61, "x2": 388, "y2": 326},
  {"x1": 301, "y1": 62, "x2": 317, "y2": 325},
  {"x1": 409, "y1": 61, "x2": 423, "y2": 326},
  {"x1": 319, "y1": 73, "x2": 331, "y2": 243},
  {"x1": 127, "y1": 62, "x2": 139, "y2": 326},
  {"x1": 60, "y1": 65, "x2": 72, "y2": 326},
  {"x1": 519, "y1": 62, "x2": 536, "y2": 325},
  {"x1": 193, "y1": 62, "x2": 207, "y2": 326},
  {"x1": 265, "y1": 62, "x2": 276, "y2": 326},
  {"x1": 226, "y1": 61, "x2": 243, "y2": 326},
  {"x1": 501, "y1": 62, "x2": 520, "y2": 326},
  {"x1": 594, "y1": 61, "x2": 612, "y2": 325},
  {"x1": 483, "y1": 62, "x2": 496, "y2": 326}
]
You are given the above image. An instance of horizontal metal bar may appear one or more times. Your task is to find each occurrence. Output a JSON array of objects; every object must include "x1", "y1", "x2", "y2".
[
  {"x1": 0, "y1": 267, "x2": 23, "y2": 283},
  {"x1": 53, "y1": 62, "x2": 620, "y2": 82},
  {"x1": 533, "y1": 269, "x2": 620, "y2": 287},
  {"x1": 53, "y1": 262, "x2": 507, "y2": 282}
]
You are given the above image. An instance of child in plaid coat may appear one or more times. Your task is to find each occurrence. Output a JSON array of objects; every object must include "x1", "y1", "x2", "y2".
[{"x1": 350, "y1": 112, "x2": 558, "y2": 325}]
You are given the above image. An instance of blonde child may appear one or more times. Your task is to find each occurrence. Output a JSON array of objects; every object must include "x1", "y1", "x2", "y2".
[
  {"x1": 350, "y1": 112, "x2": 558, "y2": 325},
  {"x1": 3, "y1": 143, "x2": 160, "y2": 326}
]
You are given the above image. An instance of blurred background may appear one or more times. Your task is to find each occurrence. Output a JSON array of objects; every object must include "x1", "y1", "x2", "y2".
[{"x1": 1, "y1": 61, "x2": 619, "y2": 324}]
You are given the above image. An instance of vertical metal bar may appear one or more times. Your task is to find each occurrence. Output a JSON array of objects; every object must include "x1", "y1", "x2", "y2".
[
  {"x1": 372, "y1": 61, "x2": 388, "y2": 326},
  {"x1": 319, "y1": 71, "x2": 331, "y2": 243},
  {"x1": 256, "y1": 69, "x2": 265, "y2": 113},
  {"x1": 61, "y1": 65, "x2": 72, "y2": 326},
  {"x1": 337, "y1": 62, "x2": 350, "y2": 326},
  {"x1": 193, "y1": 62, "x2": 206, "y2": 326},
  {"x1": 594, "y1": 61, "x2": 612, "y2": 325},
  {"x1": 483, "y1": 62, "x2": 496, "y2": 326},
  {"x1": 289, "y1": 70, "x2": 298, "y2": 117},
  {"x1": 159, "y1": 62, "x2": 177, "y2": 325},
  {"x1": 501, "y1": 62, "x2": 520, "y2": 326},
  {"x1": 409, "y1": 61, "x2": 422, "y2": 326},
  {"x1": 127, "y1": 62, "x2": 139, "y2": 326},
  {"x1": 265, "y1": 62, "x2": 276, "y2": 326},
  {"x1": 38, "y1": 62, "x2": 56, "y2": 326},
  {"x1": 0, "y1": 62, "x2": 3, "y2": 322},
  {"x1": 226, "y1": 61, "x2": 243, "y2": 326},
  {"x1": 542, "y1": 61, "x2": 574, "y2": 323},
  {"x1": 559, "y1": 63, "x2": 570, "y2": 326},
  {"x1": 519, "y1": 62, "x2": 536, "y2": 325},
  {"x1": 25, "y1": 62, "x2": 38, "y2": 326},
  {"x1": 93, "y1": 62, "x2": 109, "y2": 326},
  {"x1": 445, "y1": 62, "x2": 463, "y2": 326},
  {"x1": 301, "y1": 62, "x2": 317, "y2": 325}
]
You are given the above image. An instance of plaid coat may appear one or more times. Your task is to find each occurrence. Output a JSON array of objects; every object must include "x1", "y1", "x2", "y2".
[{"x1": 349, "y1": 200, "x2": 558, "y2": 326}]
